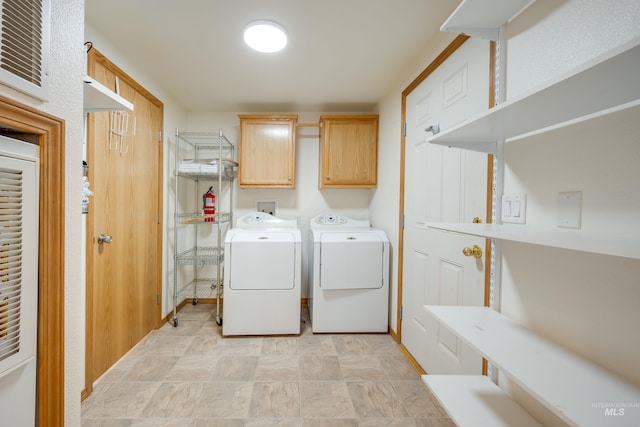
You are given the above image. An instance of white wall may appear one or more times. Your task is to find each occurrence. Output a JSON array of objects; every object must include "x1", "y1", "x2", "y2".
[
  {"x1": 499, "y1": 0, "x2": 640, "y2": 424},
  {"x1": 507, "y1": 0, "x2": 640, "y2": 99}
]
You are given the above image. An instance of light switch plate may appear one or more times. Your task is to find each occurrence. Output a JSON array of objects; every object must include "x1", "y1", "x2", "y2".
[
  {"x1": 558, "y1": 191, "x2": 582, "y2": 229},
  {"x1": 502, "y1": 194, "x2": 527, "y2": 224}
]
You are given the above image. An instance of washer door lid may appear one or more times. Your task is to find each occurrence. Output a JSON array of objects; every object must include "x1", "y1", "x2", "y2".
[
  {"x1": 228, "y1": 231, "x2": 297, "y2": 290},
  {"x1": 319, "y1": 232, "x2": 384, "y2": 290}
]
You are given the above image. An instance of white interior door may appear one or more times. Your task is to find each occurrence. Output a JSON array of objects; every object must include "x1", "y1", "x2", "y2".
[{"x1": 402, "y1": 38, "x2": 490, "y2": 374}]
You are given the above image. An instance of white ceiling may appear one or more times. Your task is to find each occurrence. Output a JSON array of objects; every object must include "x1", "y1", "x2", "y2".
[{"x1": 85, "y1": 0, "x2": 460, "y2": 112}]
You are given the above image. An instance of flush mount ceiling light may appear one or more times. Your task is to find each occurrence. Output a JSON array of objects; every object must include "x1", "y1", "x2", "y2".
[{"x1": 243, "y1": 20, "x2": 288, "y2": 53}]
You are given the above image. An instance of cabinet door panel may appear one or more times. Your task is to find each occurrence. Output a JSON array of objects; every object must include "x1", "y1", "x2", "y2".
[
  {"x1": 239, "y1": 115, "x2": 296, "y2": 188},
  {"x1": 320, "y1": 115, "x2": 378, "y2": 188}
]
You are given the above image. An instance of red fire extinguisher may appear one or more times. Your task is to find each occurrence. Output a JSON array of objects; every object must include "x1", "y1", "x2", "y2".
[{"x1": 202, "y1": 186, "x2": 216, "y2": 222}]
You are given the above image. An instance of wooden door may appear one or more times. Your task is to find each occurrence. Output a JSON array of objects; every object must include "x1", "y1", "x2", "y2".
[
  {"x1": 319, "y1": 115, "x2": 378, "y2": 188},
  {"x1": 86, "y1": 49, "x2": 163, "y2": 388},
  {"x1": 401, "y1": 37, "x2": 490, "y2": 374},
  {"x1": 238, "y1": 114, "x2": 297, "y2": 188}
]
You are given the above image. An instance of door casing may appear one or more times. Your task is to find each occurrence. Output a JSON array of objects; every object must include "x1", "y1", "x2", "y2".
[{"x1": 0, "y1": 95, "x2": 65, "y2": 426}]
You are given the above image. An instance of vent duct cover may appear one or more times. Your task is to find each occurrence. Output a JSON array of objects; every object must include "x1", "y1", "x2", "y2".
[
  {"x1": 0, "y1": 142, "x2": 38, "y2": 378},
  {"x1": 0, "y1": 0, "x2": 50, "y2": 101},
  {"x1": 0, "y1": 167, "x2": 23, "y2": 363}
]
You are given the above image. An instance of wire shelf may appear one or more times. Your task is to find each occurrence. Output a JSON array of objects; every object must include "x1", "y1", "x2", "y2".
[
  {"x1": 176, "y1": 212, "x2": 232, "y2": 225},
  {"x1": 176, "y1": 246, "x2": 224, "y2": 265}
]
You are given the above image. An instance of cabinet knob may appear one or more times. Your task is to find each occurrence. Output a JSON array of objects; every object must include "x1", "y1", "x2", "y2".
[
  {"x1": 462, "y1": 244, "x2": 482, "y2": 258},
  {"x1": 325, "y1": 175, "x2": 330, "y2": 180},
  {"x1": 288, "y1": 176, "x2": 291, "y2": 180}
]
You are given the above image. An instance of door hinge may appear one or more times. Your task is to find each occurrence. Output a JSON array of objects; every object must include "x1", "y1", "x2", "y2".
[
  {"x1": 157, "y1": 212, "x2": 161, "y2": 224},
  {"x1": 403, "y1": 122, "x2": 407, "y2": 137},
  {"x1": 156, "y1": 293, "x2": 160, "y2": 305},
  {"x1": 157, "y1": 131, "x2": 162, "y2": 142},
  {"x1": 400, "y1": 305, "x2": 403, "y2": 320},
  {"x1": 402, "y1": 214, "x2": 405, "y2": 229}
]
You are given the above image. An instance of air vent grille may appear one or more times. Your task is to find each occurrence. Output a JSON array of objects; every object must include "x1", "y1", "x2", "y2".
[
  {"x1": 0, "y1": 167, "x2": 23, "y2": 362},
  {"x1": 0, "y1": 0, "x2": 49, "y2": 100},
  {"x1": 1, "y1": 0, "x2": 43, "y2": 86}
]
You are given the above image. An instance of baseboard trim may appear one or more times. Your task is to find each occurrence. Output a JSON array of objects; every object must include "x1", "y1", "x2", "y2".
[{"x1": 398, "y1": 343, "x2": 426, "y2": 375}]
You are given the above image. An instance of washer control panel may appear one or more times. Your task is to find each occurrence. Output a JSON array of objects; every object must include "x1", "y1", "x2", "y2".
[
  {"x1": 236, "y1": 212, "x2": 298, "y2": 228},
  {"x1": 314, "y1": 214, "x2": 348, "y2": 225},
  {"x1": 241, "y1": 212, "x2": 272, "y2": 225}
]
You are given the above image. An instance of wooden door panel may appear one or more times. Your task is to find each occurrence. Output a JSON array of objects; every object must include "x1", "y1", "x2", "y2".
[{"x1": 86, "y1": 49, "x2": 163, "y2": 387}]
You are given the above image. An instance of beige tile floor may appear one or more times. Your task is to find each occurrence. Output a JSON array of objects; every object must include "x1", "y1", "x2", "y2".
[{"x1": 81, "y1": 303, "x2": 455, "y2": 427}]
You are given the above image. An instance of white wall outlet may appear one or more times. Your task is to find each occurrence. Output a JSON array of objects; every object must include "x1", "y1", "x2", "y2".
[
  {"x1": 256, "y1": 200, "x2": 276, "y2": 216},
  {"x1": 557, "y1": 191, "x2": 582, "y2": 229},
  {"x1": 502, "y1": 194, "x2": 527, "y2": 224}
]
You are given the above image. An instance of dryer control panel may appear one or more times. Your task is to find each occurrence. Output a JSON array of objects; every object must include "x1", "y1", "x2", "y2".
[{"x1": 311, "y1": 213, "x2": 371, "y2": 229}]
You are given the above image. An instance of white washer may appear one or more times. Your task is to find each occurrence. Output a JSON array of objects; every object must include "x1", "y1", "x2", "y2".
[
  {"x1": 309, "y1": 213, "x2": 389, "y2": 333},
  {"x1": 223, "y1": 212, "x2": 301, "y2": 336}
]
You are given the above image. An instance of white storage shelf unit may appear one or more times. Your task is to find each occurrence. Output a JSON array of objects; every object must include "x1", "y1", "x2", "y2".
[
  {"x1": 426, "y1": 223, "x2": 640, "y2": 260},
  {"x1": 83, "y1": 75, "x2": 133, "y2": 112},
  {"x1": 421, "y1": 3, "x2": 640, "y2": 426},
  {"x1": 440, "y1": 0, "x2": 534, "y2": 41},
  {"x1": 427, "y1": 38, "x2": 640, "y2": 154},
  {"x1": 424, "y1": 306, "x2": 640, "y2": 427},
  {"x1": 423, "y1": 375, "x2": 542, "y2": 427}
]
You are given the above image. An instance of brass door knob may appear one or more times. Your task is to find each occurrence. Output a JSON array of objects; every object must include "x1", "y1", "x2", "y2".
[{"x1": 462, "y1": 244, "x2": 482, "y2": 258}]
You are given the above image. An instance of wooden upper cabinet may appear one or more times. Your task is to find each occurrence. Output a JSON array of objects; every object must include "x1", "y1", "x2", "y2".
[
  {"x1": 319, "y1": 114, "x2": 379, "y2": 188},
  {"x1": 238, "y1": 114, "x2": 297, "y2": 188}
]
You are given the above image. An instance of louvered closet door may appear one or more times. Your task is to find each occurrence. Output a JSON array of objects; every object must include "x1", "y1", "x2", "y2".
[{"x1": 0, "y1": 150, "x2": 38, "y2": 377}]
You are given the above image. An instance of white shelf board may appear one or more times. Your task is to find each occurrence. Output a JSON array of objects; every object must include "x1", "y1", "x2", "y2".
[
  {"x1": 422, "y1": 375, "x2": 542, "y2": 427},
  {"x1": 426, "y1": 222, "x2": 640, "y2": 259},
  {"x1": 83, "y1": 76, "x2": 133, "y2": 112},
  {"x1": 441, "y1": 0, "x2": 534, "y2": 40},
  {"x1": 426, "y1": 306, "x2": 640, "y2": 427},
  {"x1": 429, "y1": 37, "x2": 640, "y2": 153}
]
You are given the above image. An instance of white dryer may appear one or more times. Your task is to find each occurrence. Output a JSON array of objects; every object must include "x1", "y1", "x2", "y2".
[
  {"x1": 223, "y1": 212, "x2": 301, "y2": 336},
  {"x1": 309, "y1": 213, "x2": 389, "y2": 333}
]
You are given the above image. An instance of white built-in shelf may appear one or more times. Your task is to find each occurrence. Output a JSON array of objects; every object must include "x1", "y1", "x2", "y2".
[
  {"x1": 426, "y1": 222, "x2": 640, "y2": 260},
  {"x1": 422, "y1": 375, "x2": 542, "y2": 427},
  {"x1": 83, "y1": 75, "x2": 133, "y2": 112},
  {"x1": 441, "y1": 0, "x2": 534, "y2": 40},
  {"x1": 426, "y1": 306, "x2": 640, "y2": 427},
  {"x1": 428, "y1": 37, "x2": 640, "y2": 153}
]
